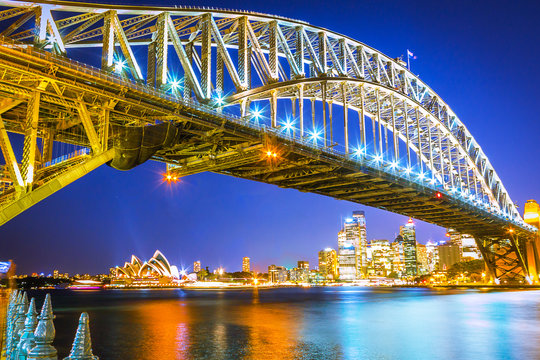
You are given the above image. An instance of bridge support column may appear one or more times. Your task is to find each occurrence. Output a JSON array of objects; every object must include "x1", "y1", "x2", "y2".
[
  {"x1": 525, "y1": 240, "x2": 539, "y2": 283},
  {"x1": 298, "y1": 84, "x2": 304, "y2": 137},
  {"x1": 270, "y1": 90, "x2": 277, "y2": 127}
]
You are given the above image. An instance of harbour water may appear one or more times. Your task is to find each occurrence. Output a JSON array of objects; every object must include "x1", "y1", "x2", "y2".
[{"x1": 27, "y1": 287, "x2": 540, "y2": 359}]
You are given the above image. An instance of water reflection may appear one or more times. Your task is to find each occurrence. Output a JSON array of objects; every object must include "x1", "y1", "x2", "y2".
[{"x1": 32, "y1": 288, "x2": 540, "y2": 360}]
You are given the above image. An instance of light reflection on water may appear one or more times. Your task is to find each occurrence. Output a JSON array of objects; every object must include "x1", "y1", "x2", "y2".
[{"x1": 29, "y1": 288, "x2": 540, "y2": 360}]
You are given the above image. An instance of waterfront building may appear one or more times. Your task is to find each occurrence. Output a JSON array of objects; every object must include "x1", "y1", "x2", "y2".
[
  {"x1": 268, "y1": 265, "x2": 288, "y2": 283},
  {"x1": 298, "y1": 261, "x2": 309, "y2": 270},
  {"x1": 338, "y1": 211, "x2": 368, "y2": 280},
  {"x1": 370, "y1": 240, "x2": 392, "y2": 276},
  {"x1": 461, "y1": 235, "x2": 481, "y2": 260},
  {"x1": 193, "y1": 261, "x2": 201, "y2": 273},
  {"x1": 318, "y1": 248, "x2": 338, "y2": 280},
  {"x1": 338, "y1": 230, "x2": 357, "y2": 281},
  {"x1": 400, "y1": 218, "x2": 418, "y2": 276},
  {"x1": 426, "y1": 241, "x2": 440, "y2": 272},
  {"x1": 242, "y1": 257, "x2": 251, "y2": 273},
  {"x1": 446, "y1": 229, "x2": 481, "y2": 260},
  {"x1": 53, "y1": 270, "x2": 59, "y2": 279},
  {"x1": 391, "y1": 236, "x2": 405, "y2": 276},
  {"x1": 113, "y1": 250, "x2": 180, "y2": 286},
  {"x1": 438, "y1": 243, "x2": 461, "y2": 270},
  {"x1": 289, "y1": 266, "x2": 309, "y2": 282},
  {"x1": 416, "y1": 244, "x2": 429, "y2": 274}
]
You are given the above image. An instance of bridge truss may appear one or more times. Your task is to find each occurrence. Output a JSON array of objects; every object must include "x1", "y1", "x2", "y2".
[{"x1": 0, "y1": 0, "x2": 537, "y2": 283}]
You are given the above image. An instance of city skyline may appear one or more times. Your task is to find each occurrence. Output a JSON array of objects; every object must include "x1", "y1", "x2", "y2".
[{"x1": 1, "y1": 0, "x2": 539, "y2": 275}]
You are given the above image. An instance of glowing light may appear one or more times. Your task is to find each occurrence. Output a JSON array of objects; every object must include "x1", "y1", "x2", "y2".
[
  {"x1": 508, "y1": 228, "x2": 514, "y2": 233},
  {"x1": 374, "y1": 155, "x2": 383, "y2": 163},
  {"x1": 251, "y1": 108, "x2": 262, "y2": 120},
  {"x1": 266, "y1": 150, "x2": 272, "y2": 156},
  {"x1": 282, "y1": 119, "x2": 294, "y2": 131},
  {"x1": 390, "y1": 161, "x2": 398, "y2": 169},
  {"x1": 214, "y1": 93, "x2": 225, "y2": 106},
  {"x1": 170, "y1": 79, "x2": 182, "y2": 90},
  {"x1": 436, "y1": 192, "x2": 442, "y2": 199},
  {"x1": 354, "y1": 147, "x2": 364, "y2": 157},
  {"x1": 405, "y1": 167, "x2": 412, "y2": 174},
  {"x1": 309, "y1": 130, "x2": 321, "y2": 141},
  {"x1": 418, "y1": 172, "x2": 425, "y2": 180},
  {"x1": 114, "y1": 60, "x2": 126, "y2": 73}
]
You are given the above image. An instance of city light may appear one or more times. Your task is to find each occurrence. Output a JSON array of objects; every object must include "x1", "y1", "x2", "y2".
[{"x1": 163, "y1": 173, "x2": 179, "y2": 183}]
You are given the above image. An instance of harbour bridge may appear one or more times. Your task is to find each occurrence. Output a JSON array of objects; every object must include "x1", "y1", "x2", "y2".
[{"x1": 0, "y1": 0, "x2": 537, "y2": 283}]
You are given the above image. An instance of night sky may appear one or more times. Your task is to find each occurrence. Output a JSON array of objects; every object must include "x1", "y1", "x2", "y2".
[{"x1": 2, "y1": 0, "x2": 539, "y2": 275}]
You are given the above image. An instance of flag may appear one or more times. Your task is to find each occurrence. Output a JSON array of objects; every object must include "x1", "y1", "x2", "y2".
[{"x1": 407, "y1": 50, "x2": 417, "y2": 60}]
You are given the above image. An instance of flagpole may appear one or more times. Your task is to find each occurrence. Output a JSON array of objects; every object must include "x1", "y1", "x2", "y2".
[{"x1": 407, "y1": 49, "x2": 410, "y2": 70}]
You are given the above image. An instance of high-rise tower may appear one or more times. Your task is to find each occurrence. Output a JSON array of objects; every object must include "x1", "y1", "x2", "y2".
[
  {"x1": 338, "y1": 211, "x2": 368, "y2": 280},
  {"x1": 400, "y1": 218, "x2": 418, "y2": 277}
]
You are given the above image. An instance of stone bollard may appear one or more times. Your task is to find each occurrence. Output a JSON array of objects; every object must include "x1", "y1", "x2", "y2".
[
  {"x1": 27, "y1": 294, "x2": 57, "y2": 360},
  {"x1": 9, "y1": 292, "x2": 29, "y2": 358},
  {"x1": 6, "y1": 291, "x2": 24, "y2": 359},
  {"x1": 14, "y1": 297, "x2": 39, "y2": 360},
  {"x1": 63, "y1": 313, "x2": 98, "y2": 360}
]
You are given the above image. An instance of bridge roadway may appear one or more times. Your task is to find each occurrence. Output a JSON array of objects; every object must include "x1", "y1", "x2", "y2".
[{"x1": 0, "y1": 1, "x2": 537, "y2": 283}]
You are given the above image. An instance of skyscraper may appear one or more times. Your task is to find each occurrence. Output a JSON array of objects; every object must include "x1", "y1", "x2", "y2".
[
  {"x1": 416, "y1": 244, "x2": 428, "y2": 274},
  {"x1": 400, "y1": 218, "x2": 418, "y2": 276},
  {"x1": 391, "y1": 235, "x2": 405, "y2": 276},
  {"x1": 298, "y1": 261, "x2": 309, "y2": 270},
  {"x1": 338, "y1": 211, "x2": 367, "y2": 281},
  {"x1": 370, "y1": 240, "x2": 391, "y2": 276},
  {"x1": 318, "y1": 248, "x2": 338, "y2": 280},
  {"x1": 193, "y1": 261, "x2": 201, "y2": 273},
  {"x1": 242, "y1": 257, "x2": 251, "y2": 273},
  {"x1": 338, "y1": 230, "x2": 357, "y2": 281}
]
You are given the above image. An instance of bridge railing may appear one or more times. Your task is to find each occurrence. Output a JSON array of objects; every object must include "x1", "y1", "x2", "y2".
[{"x1": 0, "y1": 36, "x2": 533, "y2": 232}]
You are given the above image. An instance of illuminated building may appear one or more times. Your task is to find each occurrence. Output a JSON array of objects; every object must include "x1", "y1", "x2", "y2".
[
  {"x1": 461, "y1": 235, "x2": 481, "y2": 260},
  {"x1": 318, "y1": 248, "x2": 338, "y2": 280},
  {"x1": 416, "y1": 244, "x2": 429, "y2": 274},
  {"x1": 289, "y1": 266, "x2": 309, "y2": 282},
  {"x1": 53, "y1": 270, "x2": 59, "y2": 279},
  {"x1": 438, "y1": 244, "x2": 461, "y2": 270},
  {"x1": 268, "y1": 265, "x2": 288, "y2": 283},
  {"x1": 524, "y1": 199, "x2": 540, "y2": 229},
  {"x1": 298, "y1": 261, "x2": 309, "y2": 270},
  {"x1": 370, "y1": 240, "x2": 392, "y2": 276},
  {"x1": 400, "y1": 218, "x2": 418, "y2": 276},
  {"x1": 242, "y1": 257, "x2": 251, "y2": 273},
  {"x1": 447, "y1": 229, "x2": 481, "y2": 260},
  {"x1": 391, "y1": 236, "x2": 405, "y2": 276},
  {"x1": 338, "y1": 211, "x2": 368, "y2": 280},
  {"x1": 193, "y1": 261, "x2": 201, "y2": 273},
  {"x1": 338, "y1": 230, "x2": 357, "y2": 281},
  {"x1": 426, "y1": 241, "x2": 440, "y2": 272},
  {"x1": 113, "y1": 250, "x2": 180, "y2": 286}
]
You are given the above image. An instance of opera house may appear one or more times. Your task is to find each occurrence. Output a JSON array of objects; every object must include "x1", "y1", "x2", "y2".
[{"x1": 112, "y1": 250, "x2": 182, "y2": 287}]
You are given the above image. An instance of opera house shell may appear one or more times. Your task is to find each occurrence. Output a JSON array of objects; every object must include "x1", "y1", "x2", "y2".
[{"x1": 113, "y1": 250, "x2": 181, "y2": 286}]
